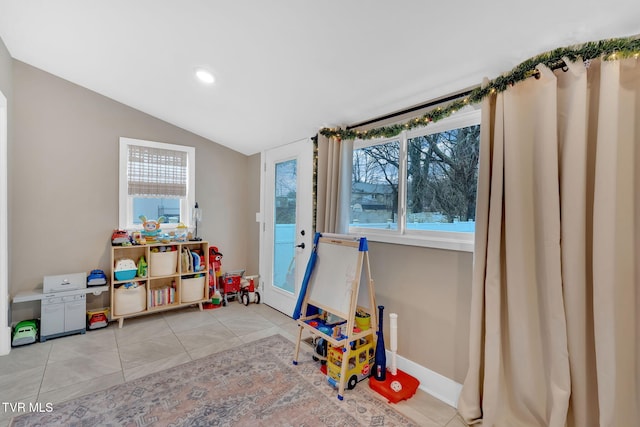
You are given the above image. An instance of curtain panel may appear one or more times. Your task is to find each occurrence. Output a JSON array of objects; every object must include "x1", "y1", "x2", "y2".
[
  {"x1": 458, "y1": 58, "x2": 640, "y2": 426},
  {"x1": 315, "y1": 134, "x2": 353, "y2": 234}
]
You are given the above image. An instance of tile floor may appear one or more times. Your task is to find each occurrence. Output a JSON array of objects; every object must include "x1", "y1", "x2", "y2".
[{"x1": 0, "y1": 302, "x2": 467, "y2": 426}]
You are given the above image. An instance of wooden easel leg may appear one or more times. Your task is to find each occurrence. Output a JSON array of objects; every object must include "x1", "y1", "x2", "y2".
[
  {"x1": 337, "y1": 345, "x2": 351, "y2": 400},
  {"x1": 292, "y1": 324, "x2": 304, "y2": 365}
]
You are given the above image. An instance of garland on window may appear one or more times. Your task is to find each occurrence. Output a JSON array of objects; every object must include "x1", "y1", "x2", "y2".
[{"x1": 319, "y1": 36, "x2": 640, "y2": 141}]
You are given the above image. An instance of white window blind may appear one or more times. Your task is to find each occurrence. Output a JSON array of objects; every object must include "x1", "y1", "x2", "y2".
[{"x1": 127, "y1": 145, "x2": 188, "y2": 198}]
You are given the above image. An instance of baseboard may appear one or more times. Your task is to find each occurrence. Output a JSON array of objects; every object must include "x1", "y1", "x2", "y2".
[
  {"x1": 387, "y1": 350, "x2": 462, "y2": 408},
  {"x1": 0, "y1": 325, "x2": 11, "y2": 355}
]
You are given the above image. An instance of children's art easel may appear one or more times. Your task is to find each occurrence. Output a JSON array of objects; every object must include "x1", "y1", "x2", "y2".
[{"x1": 292, "y1": 232, "x2": 377, "y2": 400}]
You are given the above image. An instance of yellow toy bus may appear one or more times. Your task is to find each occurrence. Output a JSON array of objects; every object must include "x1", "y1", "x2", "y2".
[{"x1": 326, "y1": 335, "x2": 375, "y2": 390}]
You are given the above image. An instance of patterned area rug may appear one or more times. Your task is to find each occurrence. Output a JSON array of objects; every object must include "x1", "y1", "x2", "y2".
[{"x1": 11, "y1": 334, "x2": 418, "y2": 426}]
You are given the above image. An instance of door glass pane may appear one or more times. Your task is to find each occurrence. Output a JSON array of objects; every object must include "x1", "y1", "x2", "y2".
[{"x1": 273, "y1": 159, "x2": 297, "y2": 293}]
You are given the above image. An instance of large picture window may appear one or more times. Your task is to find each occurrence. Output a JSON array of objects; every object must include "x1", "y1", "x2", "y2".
[
  {"x1": 119, "y1": 137, "x2": 195, "y2": 230},
  {"x1": 350, "y1": 108, "x2": 480, "y2": 251}
]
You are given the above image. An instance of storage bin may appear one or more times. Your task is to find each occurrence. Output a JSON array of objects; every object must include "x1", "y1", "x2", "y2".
[
  {"x1": 113, "y1": 285, "x2": 146, "y2": 316},
  {"x1": 149, "y1": 251, "x2": 178, "y2": 277},
  {"x1": 181, "y1": 276, "x2": 205, "y2": 303},
  {"x1": 114, "y1": 259, "x2": 137, "y2": 281}
]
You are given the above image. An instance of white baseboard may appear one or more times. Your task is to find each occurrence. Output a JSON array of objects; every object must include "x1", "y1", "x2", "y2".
[
  {"x1": 0, "y1": 326, "x2": 11, "y2": 355},
  {"x1": 387, "y1": 350, "x2": 462, "y2": 408}
]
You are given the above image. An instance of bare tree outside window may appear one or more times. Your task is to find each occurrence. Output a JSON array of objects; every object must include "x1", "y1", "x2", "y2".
[{"x1": 350, "y1": 118, "x2": 480, "y2": 234}]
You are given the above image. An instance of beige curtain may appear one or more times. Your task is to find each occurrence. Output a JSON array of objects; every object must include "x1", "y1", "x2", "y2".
[
  {"x1": 458, "y1": 57, "x2": 640, "y2": 426},
  {"x1": 315, "y1": 133, "x2": 353, "y2": 234}
]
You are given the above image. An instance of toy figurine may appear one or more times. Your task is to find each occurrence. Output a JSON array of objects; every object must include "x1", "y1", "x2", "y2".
[{"x1": 139, "y1": 215, "x2": 166, "y2": 243}]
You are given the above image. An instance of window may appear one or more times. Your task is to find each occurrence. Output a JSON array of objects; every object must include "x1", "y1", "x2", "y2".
[
  {"x1": 119, "y1": 137, "x2": 195, "y2": 230},
  {"x1": 350, "y1": 108, "x2": 480, "y2": 251}
]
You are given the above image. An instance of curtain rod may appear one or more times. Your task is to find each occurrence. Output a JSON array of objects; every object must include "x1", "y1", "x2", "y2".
[{"x1": 346, "y1": 88, "x2": 475, "y2": 130}]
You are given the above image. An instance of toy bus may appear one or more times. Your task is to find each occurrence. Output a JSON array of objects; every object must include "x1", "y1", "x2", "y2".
[{"x1": 326, "y1": 335, "x2": 374, "y2": 390}]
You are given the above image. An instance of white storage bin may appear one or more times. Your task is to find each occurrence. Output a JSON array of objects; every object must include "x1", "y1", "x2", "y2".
[
  {"x1": 149, "y1": 251, "x2": 178, "y2": 277},
  {"x1": 181, "y1": 276, "x2": 205, "y2": 303},
  {"x1": 114, "y1": 285, "x2": 146, "y2": 316}
]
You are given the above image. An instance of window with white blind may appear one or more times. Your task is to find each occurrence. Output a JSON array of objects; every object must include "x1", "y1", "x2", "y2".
[{"x1": 119, "y1": 137, "x2": 195, "y2": 230}]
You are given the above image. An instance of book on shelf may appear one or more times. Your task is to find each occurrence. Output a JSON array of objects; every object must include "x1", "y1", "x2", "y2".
[{"x1": 148, "y1": 281, "x2": 177, "y2": 307}]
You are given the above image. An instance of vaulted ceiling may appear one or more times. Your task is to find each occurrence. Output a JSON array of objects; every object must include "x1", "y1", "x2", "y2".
[{"x1": 1, "y1": 1, "x2": 639, "y2": 155}]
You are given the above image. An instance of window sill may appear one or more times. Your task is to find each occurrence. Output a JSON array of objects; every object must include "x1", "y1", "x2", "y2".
[{"x1": 349, "y1": 230, "x2": 474, "y2": 252}]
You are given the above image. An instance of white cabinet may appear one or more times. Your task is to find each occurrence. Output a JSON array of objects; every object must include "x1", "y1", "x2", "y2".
[{"x1": 40, "y1": 293, "x2": 86, "y2": 342}]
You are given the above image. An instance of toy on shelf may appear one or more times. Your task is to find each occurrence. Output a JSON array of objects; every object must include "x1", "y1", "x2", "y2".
[
  {"x1": 131, "y1": 231, "x2": 146, "y2": 245},
  {"x1": 87, "y1": 269, "x2": 107, "y2": 286},
  {"x1": 139, "y1": 215, "x2": 166, "y2": 243},
  {"x1": 111, "y1": 229, "x2": 131, "y2": 246},
  {"x1": 240, "y1": 275, "x2": 260, "y2": 306},
  {"x1": 173, "y1": 223, "x2": 188, "y2": 242},
  {"x1": 114, "y1": 259, "x2": 137, "y2": 281},
  {"x1": 137, "y1": 255, "x2": 147, "y2": 277}
]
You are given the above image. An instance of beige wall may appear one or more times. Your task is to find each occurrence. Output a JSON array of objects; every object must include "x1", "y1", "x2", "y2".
[
  {"x1": 10, "y1": 61, "x2": 250, "y2": 320},
  {"x1": 367, "y1": 242, "x2": 472, "y2": 383}
]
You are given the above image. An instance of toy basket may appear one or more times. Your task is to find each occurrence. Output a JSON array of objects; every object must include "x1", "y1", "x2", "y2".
[
  {"x1": 149, "y1": 251, "x2": 178, "y2": 277},
  {"x1": 181, "y1": 276, "x2": 205, "y2": 303},
  {"x1": 114, "y1": 285, "x2": 146, "y2": 316}
]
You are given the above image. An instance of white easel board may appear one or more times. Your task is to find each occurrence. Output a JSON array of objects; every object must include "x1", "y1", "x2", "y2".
[{"x1": 304, "y1": 236, "x2": 371, "y2": 320}]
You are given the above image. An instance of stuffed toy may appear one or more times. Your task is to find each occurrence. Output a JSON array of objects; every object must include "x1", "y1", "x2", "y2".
[{"x1": 139, "y1": 215, "x2": 166, "y2": 243}]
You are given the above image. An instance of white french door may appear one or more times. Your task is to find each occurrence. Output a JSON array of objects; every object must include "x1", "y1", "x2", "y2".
[{"x1": 260, "y1": 138, "x2": 313, "y2": 316}]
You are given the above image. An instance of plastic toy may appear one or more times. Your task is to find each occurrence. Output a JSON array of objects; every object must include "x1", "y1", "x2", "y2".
[
  {"x1": 220, "y1": 270, "x2": 244, "y2": 305},
  {"x1": 240, "y1": 275, "x2": 260, "y2": 306},
  {"x1": 111, "y1": 229, "x2": 131, "y2": 246},
  {"x1": 369, "y1": 311, "x2": 420, "y2": 403},
  {"x1": 139, "y1": 215, "x2": 166, "y2": 243},
  {"x1": 372, "y1": 305, "x2": 387, "y2": 381},
  {"x1": 137, "y1": 255, "x2": 147, "y2": 277},
  {"x1": 12, "y1": 320, "x2": 38, "y2": 346},
  {"x1": 206, "y1": 247, "x2": 223, "y2": 306},
  {"x1": 87, "y1": 269, "x2": 107, "y2": 286},
  {"x1": 174, "y1": 223, "x2": 188, "y2": 242},
  {"x1": 87, "y1": 308, "x2": 110, "y2": 330},
  {"x1": 327, "y1": 335, "x2": 374, "y2": 391},
  {"x1": 131, "y1": 231, "x2": 146, "y2": 245},
  {"x1": 114, "y1": 259, "x2": 137, "y2": 280}
]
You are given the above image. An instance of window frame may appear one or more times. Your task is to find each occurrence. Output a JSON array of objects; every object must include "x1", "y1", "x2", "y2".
[
  {"x1": 118, "y1": 137, "x2": 195, "y2": 231},
  {"x1": 349, "y1": 108, "x2": 481, "y2": 252}
]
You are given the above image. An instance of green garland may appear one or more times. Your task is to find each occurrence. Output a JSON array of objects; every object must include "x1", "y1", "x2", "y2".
[{"x1": 319, "y1": 36, "x2": 640, "y2": 141}]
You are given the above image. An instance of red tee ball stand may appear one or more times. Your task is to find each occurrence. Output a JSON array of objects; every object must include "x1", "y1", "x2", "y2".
[
  {"x1": 369, "y1": 313, "x2": 420, "y2": 403},
  {"x1": 369, "y1": 368, "x2": 420, "y2": 403}
]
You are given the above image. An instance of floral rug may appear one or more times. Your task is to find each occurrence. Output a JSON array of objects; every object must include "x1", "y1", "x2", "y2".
[{"x1": 11, "y1": 334, "x2": 418, "y2": 426}]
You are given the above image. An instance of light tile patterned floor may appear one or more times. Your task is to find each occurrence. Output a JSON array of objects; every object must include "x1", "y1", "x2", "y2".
[{"x1": 0, "y1": 303, "x2": 466, "y2": 426}]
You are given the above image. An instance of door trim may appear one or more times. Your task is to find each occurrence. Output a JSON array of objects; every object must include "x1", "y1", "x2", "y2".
[{"x1": 258, "y1": 138, "x2": 313, "y2": 316}]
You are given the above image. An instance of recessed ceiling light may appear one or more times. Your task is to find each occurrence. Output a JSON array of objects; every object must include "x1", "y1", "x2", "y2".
[{"x1": 195, "y1": 68, "x2": 215, "y2": 84}]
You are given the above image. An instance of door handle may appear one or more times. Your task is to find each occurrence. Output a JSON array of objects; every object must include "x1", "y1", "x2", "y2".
[{"x1": 296, "y1": 242, "x2": 305, "y2": 249}]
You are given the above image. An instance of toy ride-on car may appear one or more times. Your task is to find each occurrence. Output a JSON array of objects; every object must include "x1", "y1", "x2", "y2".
[
  {"x1": 12, "y1": 319, "x2": 38, "y2": 347},
  {"x1": 240, "y1": 275, "x2": 260, "y2": 306}
]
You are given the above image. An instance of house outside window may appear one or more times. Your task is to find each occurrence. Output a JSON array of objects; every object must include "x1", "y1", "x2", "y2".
[
  {"x1": 119, "y1": 137, "x2": 195, "y2": 231},
  {"x1": 349, "y1": 108, "x2": 480, "y2": 251}
]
